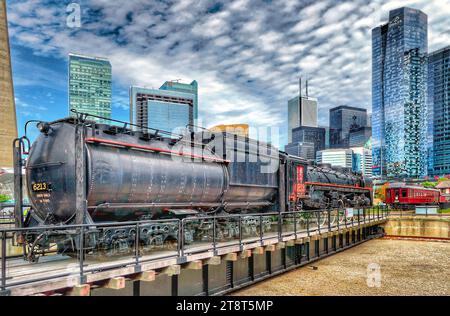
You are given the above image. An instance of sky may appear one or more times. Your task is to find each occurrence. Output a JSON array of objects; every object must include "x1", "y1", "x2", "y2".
[{"x1": 6, "y1": 0, "x2": 450, "y2": 146}]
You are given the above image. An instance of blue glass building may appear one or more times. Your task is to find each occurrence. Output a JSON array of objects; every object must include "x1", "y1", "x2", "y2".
[
  {"x1": 129, "y1": 86, "x2": 195, "y2": 135},
  {"x1": 329, "y1": 105, "x2": 367, "y2": 149},
  {"x1": 372, "y1": 7, "x2": 428, "y2": 178},
  {"x1": 428, "y1": 46, "x2": 450, "y2": 176},
  {"x1": 160, "y1": 80, "x2": 198, "y2": 126}
]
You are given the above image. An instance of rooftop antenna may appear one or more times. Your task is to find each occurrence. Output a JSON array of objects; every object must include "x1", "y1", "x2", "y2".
[
  {"x1": 299, "y1": 76, "x2": 302, "y2": 98},
  {"x1": 306, "y1": 78, "x2": 309, "y2": 99}
]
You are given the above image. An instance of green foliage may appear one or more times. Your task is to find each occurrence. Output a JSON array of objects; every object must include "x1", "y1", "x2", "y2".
[
  {"x1": 0, "y1": 194, "x2": 11, "y2": 203},
  {"x1": 422, "y1": 181, "x2": 437, "y2": 188}
]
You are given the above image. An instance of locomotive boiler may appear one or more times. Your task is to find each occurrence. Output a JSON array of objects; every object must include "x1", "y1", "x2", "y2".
[{"x1": 25, "y1": 117, "x2": 279, "y2": 227}]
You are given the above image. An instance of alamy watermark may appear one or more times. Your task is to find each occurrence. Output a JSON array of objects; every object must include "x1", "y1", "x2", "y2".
[
  {"x1": 66, "y1": 3, "x2": 81, "y2": 28},
  {"x1": 367, "y1": 263, "x2": 381, "y2": 288}
]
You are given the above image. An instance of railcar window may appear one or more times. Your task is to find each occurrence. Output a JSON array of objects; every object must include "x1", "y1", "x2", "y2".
[{"x1": 402, "y1": 190, "x2": 407, "y2": 197}]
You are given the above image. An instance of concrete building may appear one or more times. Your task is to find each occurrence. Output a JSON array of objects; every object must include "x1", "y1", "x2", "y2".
[
  {"x1": 285, "y1": 142, "x2": 315, "y2": 160},
  {"x1": 427, "y1": 46, "x2": 450, "y2": 176},
  {"x1": 372, "y1": 7, "x2": 428, "y2": 178},
  {"x1": 160, "y1": 80, "x2": 198, "y2": 126},
  {"x1": 290, "y1": 126, "x2": 326, "y2": 159},
  {"x1": 69, "y1": 53, "x2": 112, "y2": 123},
  {"x1": 130, "y1": 86, "x2": 195, "y2": 135},
  {"x1": 329, "y1": 105, "x2": 367, "y2": 149},
  {"x1": 288, "y1": 95, "x2": 318, "y2": 143},
  {"x1": 349, "y1": 126, "x2": 372, "y2": 148},
  {"x1": 351, "y1": 147, "x2": 373, "y2": 177},
  {"x1": 0, "y1": 0, "x2": 17, "y2": 168},
  {"x1": 316, "y1": 148, "x2": 354, "y2": 169},
  {"x1": 316, "y1": 147, "x2": 372, "y2": 177}
]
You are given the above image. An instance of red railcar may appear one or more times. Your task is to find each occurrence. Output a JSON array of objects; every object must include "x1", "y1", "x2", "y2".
[{"x1": 385, "y1": 184, "x2": 440, "y2": 207}]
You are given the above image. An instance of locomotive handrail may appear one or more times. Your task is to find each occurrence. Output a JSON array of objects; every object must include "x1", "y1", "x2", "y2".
[{"x1": 70, "y1": 109, "x2": 183, "y2": 139}]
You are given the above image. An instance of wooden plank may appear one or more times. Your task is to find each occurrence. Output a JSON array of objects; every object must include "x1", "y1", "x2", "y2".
[
  {"x1": 86, "y1": 265, "x2": 136, "y2": 284},
  {"x1": 102, "y1": 277, "x2": 126, "y2": 290},
  {"x1": 160, "y1": 265, "x2": 180, "y2": 276},
  {"x1": 275, "y1": 242, "x2": 286, "y2": 250},
  {"x1": 66, "y1": 284, "x2": 90, "y2": 296},
  {"x1": 223, "y1": 253, "x2": 237, "y2": 261},
  {"x1": 203, "y1": 256, "x2": 221, "y2": 266},
  {"x1": 239, "y1": 250, "x2": 252, "y2": 259},
  {"x1": 130, "y1": 270, "x2": 156, "y2": 282},
  {"x1": 265, "y1": 245, "x2": 275, "y2": 252},
  {"x1": 183, "y1": 260, "x2": 202, "y2": 270},
  {"x1": 286, "y1": 239, "x2": 295, "y2": 247},
  {"x1": 252, "y1": 247, "x2": 264, "y2": 255}
]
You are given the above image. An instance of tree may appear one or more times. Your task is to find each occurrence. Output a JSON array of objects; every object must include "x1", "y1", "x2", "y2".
[
  {"x1": 0, "y1": 194, "x2": 11, "y2": 203},
  {"x1": 374, "y1": 183, "x2": 389, "y2": 202},
  {"x1": 422, "y1": 181, "x2": 437, "y2": 188}
]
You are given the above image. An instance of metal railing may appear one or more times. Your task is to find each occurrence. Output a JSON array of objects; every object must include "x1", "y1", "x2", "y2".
[{"x1": 0, "y1": 206, "x2": 389, "y2": 293}]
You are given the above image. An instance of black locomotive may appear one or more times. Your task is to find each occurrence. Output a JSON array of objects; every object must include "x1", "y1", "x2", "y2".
[
  {"x1": 23, "y1": 116, "x2": 371, "y2": 226},
  {"x1": 14, "y1": 115, "x2": 372, "y2": 259}
]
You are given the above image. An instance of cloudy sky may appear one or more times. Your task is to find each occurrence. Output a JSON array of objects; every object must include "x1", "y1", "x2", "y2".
[{"x1": 6, "y1": 0, "x2": 450, "y2": 146}]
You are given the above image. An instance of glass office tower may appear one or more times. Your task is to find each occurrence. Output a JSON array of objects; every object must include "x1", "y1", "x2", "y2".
[
  {"x1": 69, "y1": 53, "x2": 112, "y2": 123},
  {"x1": 129, "y1": 86, "x2": 195, "y2": 135},
  {"x1": 287, "y1": 96, "x2": 318, "y2": 143},
  {"x1": 428, "y1": 46, "x2": 450, "y2": 176},
  {"x1": 372, "y1": 7, "x2": 428, "y2": 178},
  {"x1": 160, "y1": 80, "x2": 198, "y2": 126},
  {"x1": 329, "y1": 105, "x2": 367, "y2": 149}
]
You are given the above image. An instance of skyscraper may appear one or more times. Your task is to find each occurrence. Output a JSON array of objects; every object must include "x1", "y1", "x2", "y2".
[
  {"x1": 0, "y1": 0, "x2": 17, "y2": 167},
  {"x1": 428, "y1": 46, "x2": 450, "y2": 176},
  {"x1": 290, "y1": 125, "x2": 326, "y2": 159},
  {"x1": 130, "y1": 86, "x2": 195, "y2": 135},
  {"x1": 287, "y1": 95, "x2": 318, "y2": 143},
  {"x1": 329, "y1": 105, "x2": 367, "y2": 148},
  {"x1": 69, "y1": 53, "x2": 112, "y2": 123},
  {"x1": 160, "y1": 80, "x2": 198, "y2": 126},
  {"x1": 372, "y1": 7, "x2": 428, "y2": 178}
]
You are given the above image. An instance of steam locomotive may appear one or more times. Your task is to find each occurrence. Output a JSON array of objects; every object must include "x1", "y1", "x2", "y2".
[{"x1": 16, "y1": 115, "x2": 372, "y2": 258}]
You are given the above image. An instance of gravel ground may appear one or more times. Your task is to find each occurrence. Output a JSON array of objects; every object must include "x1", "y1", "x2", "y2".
[{"x1": 233, "y1": 239, "x2": 450, "y2": 296}]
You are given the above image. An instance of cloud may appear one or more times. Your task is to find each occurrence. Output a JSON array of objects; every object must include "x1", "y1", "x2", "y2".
[{"x1": 7, "y1": 0, "x2": 450, "y2": 147}]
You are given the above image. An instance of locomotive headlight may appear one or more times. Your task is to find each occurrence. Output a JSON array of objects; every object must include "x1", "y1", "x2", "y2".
[{"x1": 37, "y1": 122, "x2": 51, "y2": 135}]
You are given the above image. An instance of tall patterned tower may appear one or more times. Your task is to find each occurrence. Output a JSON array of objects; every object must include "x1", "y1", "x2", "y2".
[
  {"x1": 0, "y1": 0, "x2": 18, "y2": 167},
  {"x1": 372, "y1": 7, "x2": 428, "y2": 179}
]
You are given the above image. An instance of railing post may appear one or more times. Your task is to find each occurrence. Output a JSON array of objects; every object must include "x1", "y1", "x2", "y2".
[
  {"x1": 337, "y1": 209, "x2": 340, "y2": 231},
  {"x1": 135, "y1": 223, "x2": 140, "y2": 265},
  {"x1": 212, "y1": 217, "x2": 217, "y2": 251},
  {"x1": 238, "y1": 216, "x2": 242, "y2": 246},
  {"x1": 317, "y1": 211, "x2": 321, "y2": 234},
  {"x1": 293, "y1": 212, "x2": 297, "y2": 240},
  {"x1": 328, "y1": 210, "x2": 331, "y2": 232},
  {"x1": 259, "y1": 215, "x2": 263, "y2": 245},
  {"x1": 278, "y1": 214, "x2": 282, "y2": 241},
  {"x1": 1, "y1": 231, "x2": 6, "y2": 292},
  {"x1": 306, "y1": 213, "x2": 310, "y2": 237},
  {"x1": 180, "y1": 219, "x2": 185, "y2": 257},
  {"x1": 79, "y1": 226, "x2": 85, "y2": 284}
]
